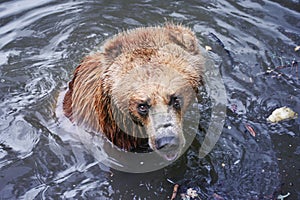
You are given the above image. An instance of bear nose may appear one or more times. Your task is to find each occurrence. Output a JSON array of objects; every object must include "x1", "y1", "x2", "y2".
[{"x1": 155, "y1": 136, "x2": 179, "y2": 150}]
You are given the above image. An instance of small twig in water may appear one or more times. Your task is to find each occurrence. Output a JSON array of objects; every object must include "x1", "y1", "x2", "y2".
[
  {"x1": 170, "y1": 184, "x2": 179, "y2": 200},
  {"x1": 245, "y1": 123, "x2": 256, "y2": 137}
]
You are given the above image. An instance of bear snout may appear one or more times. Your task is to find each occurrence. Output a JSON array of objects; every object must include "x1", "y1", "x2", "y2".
[
  {"x1": 155, "y1": 136, "x2": 179, "y2": 150},
  {"x1": 154, "y1": 135, "x2": 182, "y2": 161},
  {"x1": 147, "y1": 110, "x2": 185, "y2": 161}
]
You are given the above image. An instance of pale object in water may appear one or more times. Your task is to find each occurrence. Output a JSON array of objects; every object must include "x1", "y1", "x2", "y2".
[
  {"x1": 267, "y1": 106, "x2": 298, "y2": 123},
  {"x1": 205, "y1": 45, "x2": 212, "y2": 51}
]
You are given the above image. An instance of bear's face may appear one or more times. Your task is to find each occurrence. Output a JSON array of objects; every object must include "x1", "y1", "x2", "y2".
[
  {"x1": 128, "y1": 86, "x2": 186, "y2": 161},
  {"x1": 111, "y1": 64, "x2": 196, "y2": 161}
]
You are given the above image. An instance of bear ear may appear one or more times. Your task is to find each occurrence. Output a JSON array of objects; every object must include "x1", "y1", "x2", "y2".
[
  {"x1": 103, "y1": 38, "x2": 123, "y2": 61},
  {"x1": 167, "y1": 26, "x2": 198, "y2": 54}
]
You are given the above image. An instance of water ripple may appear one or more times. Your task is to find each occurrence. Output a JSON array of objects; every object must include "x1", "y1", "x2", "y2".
[{"x1": 0, "y1": 0, "x2": 299, "y2": 199}]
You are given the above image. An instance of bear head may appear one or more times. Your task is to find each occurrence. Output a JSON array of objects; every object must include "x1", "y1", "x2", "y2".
[{"x1": 109, "y1": 48, "x2": 200, "y2": 161}]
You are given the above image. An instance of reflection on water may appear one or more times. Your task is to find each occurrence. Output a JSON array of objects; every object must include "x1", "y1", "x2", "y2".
[{"x1": 0, "y1": 0, "x2": 299, "y2": 199}]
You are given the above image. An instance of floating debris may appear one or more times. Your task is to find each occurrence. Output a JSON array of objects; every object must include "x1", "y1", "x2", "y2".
[
  {"x1": 167, "y1": 179, "x2": 201, "y2": 200},
  {"x1": 245, "y1": 123, "x2": 256, "y2": 137},
  {"x1": 205, "y1": 45, "x2": 212, "y2": 51},
  {"x1": 277, "y1": 192, "x2": 290, "y2": 200},
  {"x1": 167, "y1": 178, "x2": 176, "y2": 184},
  {"x1": 233, "y1": 159, "x2": 240, "y2": 165},
  {"x1": 187, "y1": 188, "x2": 199, "y2": 199},
  {"x1": 180, "y1": 188, "x2": 201, "y2": 200},
  {"x1": 171, "y1": 184, "x2": 179, "y2": 200},
  {"x1": 267, "y1": 106, "x2": 298, "y2": 123},
  {"x1": 295, "y1": 46, "x2": 300, "y2": 52},
  {"x1": 213, "y1": 193, "x2": 224, "y2": 200},
  {"x1": 230, "y1": 104, "x2": 237, "y2": 113}
]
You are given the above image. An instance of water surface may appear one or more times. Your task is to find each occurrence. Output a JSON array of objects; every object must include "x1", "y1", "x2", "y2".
[{"x1": 0, "y1": 0, "x2": 299, "y2": 199}]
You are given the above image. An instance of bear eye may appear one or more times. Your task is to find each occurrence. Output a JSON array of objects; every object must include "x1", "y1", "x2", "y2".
[
  {"x1": 137, "y1": 103, "x2": 149, "y2": 116},
  {"x1": 170, "y1": 96, "x2": 181, "y2": 110}
]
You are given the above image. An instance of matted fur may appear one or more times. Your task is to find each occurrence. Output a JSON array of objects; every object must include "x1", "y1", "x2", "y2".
[{"x1": 63, "y1": 24, "x2": 205, "y2": 151}]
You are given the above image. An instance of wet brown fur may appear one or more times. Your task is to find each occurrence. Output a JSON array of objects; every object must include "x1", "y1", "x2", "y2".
[{"x1": 63, "y1": 24, "x2": 205, "y2": 151}]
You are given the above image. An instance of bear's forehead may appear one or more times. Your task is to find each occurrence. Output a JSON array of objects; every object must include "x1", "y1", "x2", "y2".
[
  {"x1": 111, "y1": 66, "x2": 190, "y2": 97},
  {"x1": 131, "y1": 85, "x2": 175, "y2": 100},
  {"x1": 111, "y1": 61, "x2": 189, "y2": 84},
  {"x1": 112, "y1": 46, "x2": 190, "y2": 72}
]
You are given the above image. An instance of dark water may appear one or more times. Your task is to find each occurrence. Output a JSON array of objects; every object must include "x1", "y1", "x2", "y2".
[{"x1": 0, "y1": 0, "x2": 299, "y2": 199}]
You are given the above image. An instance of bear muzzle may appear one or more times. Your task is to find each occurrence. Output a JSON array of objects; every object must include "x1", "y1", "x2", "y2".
[
  {"x1": 155, "y1": 136, "x2": 180, "y2": 161},
  {"x1": 155, "y1": 136, "x2": 179, "y2": 150},
  {"x1": 147, "y1": 111, "x2": 185, "y2": 161}
]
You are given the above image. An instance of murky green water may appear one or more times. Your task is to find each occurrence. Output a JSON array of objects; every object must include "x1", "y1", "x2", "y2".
[{"x1": 0, "y1": 0, "x2": 299, "y2": 199}]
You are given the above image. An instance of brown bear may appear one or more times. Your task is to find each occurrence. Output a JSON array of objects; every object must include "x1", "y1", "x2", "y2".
[{"x1": 63, "y1": 24, "x2": 205, "y2": 161}]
